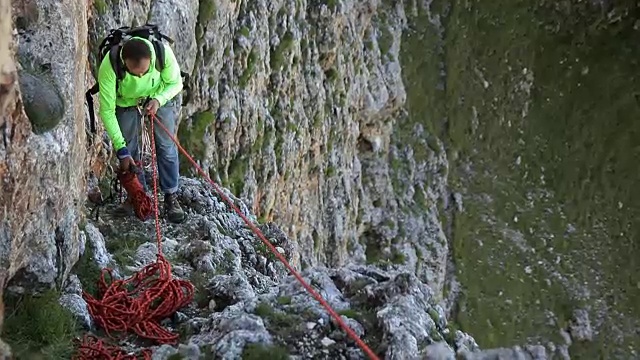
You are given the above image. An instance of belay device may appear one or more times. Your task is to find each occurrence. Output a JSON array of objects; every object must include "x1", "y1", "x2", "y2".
[{"x1": 85, "y1": 23, "x2": 191, "y2": 142}]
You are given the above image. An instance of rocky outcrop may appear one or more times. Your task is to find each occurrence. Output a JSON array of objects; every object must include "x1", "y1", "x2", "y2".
[
  {"x1": 85, "y1": 0, "x2": 450, "y2": 301},
  {"x1": 60, "y1": 177, "x2": 481, "y2": 360},
  {"x1": 0, "y1": 2, "x2": 20, "y2": 357},
  {"x1": 1, "y1": 0, "x2": 451, "y2": 354},
  {"x1": 6, "y1": 0, "x2": 615, "y2": 358},
  {"x1": 0, "y1": 0, "x2": 106, "y2": 295}
]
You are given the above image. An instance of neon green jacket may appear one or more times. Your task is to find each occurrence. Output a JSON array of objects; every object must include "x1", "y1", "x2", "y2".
[{"x1": 97, "y1": 37, "x2": 183, "y2": 151}]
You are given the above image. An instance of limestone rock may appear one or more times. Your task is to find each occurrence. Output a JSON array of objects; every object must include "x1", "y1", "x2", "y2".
[
  {"x1": 0, "y1": 0, "x2": 106, "y2": 297},
  {"x1": 80, "y1": 0, "x2": 450, "y2": 300},
  {"x1": 17, "y1": 68, "x2": 64, "y2": 134},
  {"x1": 79, "y1": 178, "x2": 479, "y2": 359}
]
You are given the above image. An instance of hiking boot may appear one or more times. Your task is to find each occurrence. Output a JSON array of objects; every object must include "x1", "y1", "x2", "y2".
[
  {"x1": 164, "y1": 192, "x2": 186, "y2": 223},
  {"x1": 113, "y1": 197, "x2": 134, "y2": 217}
]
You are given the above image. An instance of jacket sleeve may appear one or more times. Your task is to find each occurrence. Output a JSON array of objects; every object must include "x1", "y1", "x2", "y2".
[
  {"x1": 97, "y1": 56, "x2": 127, "y2": 152},
  {"x1": 153, "y1": 44, "x2": 183, "y2": 107}
]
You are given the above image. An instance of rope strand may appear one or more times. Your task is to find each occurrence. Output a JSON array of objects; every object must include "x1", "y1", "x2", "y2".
[
  {"x1": 74, "y1": 115, "x2": 194, "y2": 360},
  {"x1": 75, "y1": 112, "x2": 380, "y2": 360},
  {"x1": 150, "y1": 114, "x2": 381, "y2": 360}
]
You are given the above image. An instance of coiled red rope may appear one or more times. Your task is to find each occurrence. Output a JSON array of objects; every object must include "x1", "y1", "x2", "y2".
[
  {"x1": 73, "y1": 116, "x2": 194, "y2": 359},
  {"x1": 117, "y1": 170, "x2": 153, "y2": 221},
  {"x1": 74, "y1": 112, "x2": 380, "y2": 360},
  {"x1": 74, "y1": 334, "x2": 152, "y2": 360}
]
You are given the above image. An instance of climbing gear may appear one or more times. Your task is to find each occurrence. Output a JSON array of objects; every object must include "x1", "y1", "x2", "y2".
[
  {"x1": 74, "y1": 114, "x2": 195, "y2": 360},
  {"x1": 74, "y1": 114, "x2": 381, "y2": 360},
  {"x1": 85, "y1": 23, "x2": 192, "y2": 142},
  {"x1": 117, "y1": 167, "x2": 153, "y2": 221},
  {"x1": 75, "y1": 333, "x2": 151, "y2": 360},
  {"x1": 164, "y1": 192, "x2": 186, "y2": 224}
]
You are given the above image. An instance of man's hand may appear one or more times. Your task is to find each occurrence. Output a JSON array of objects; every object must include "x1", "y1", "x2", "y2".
[
  {"x1": 119, "y1": 156, "x2": 135, "y2": 173},
  {"x1": 145, "y1": 99, "x2": 161, "y2": 116}
]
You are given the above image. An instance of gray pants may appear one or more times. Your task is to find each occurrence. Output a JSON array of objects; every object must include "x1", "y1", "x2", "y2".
[{"x1": 116, "y1": 96, "x2": 181, "y2": 194}]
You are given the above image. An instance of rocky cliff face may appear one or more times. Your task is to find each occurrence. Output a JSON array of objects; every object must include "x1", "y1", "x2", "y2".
[
  {"x1": 1, "y1": 0, "x2": 105, "y2": 293},
  {"x1": 89, "y1": 0, "x2": 451, "y2": 300},
  {"x1": 0, "y1": 0, "x2": 449, "y2": 305},
  {"x1": 3, "y1": 0, "x2": 637, "y2": 359},
  {"x1": 1, "y1": 176, "x2": 546, "y2": 359},
  {"x1": 0, "y1": 0, "x2": 454, "y2": 358}
]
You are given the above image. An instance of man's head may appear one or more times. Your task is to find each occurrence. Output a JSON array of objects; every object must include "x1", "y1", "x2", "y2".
[{"x1": 121, "y1": 38, "x2": 151, "y2": 77}]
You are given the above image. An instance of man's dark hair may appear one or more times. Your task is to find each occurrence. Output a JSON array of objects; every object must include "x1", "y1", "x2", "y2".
[{"x1": 121, "y1": 38, "x2": 152, "y2": 64}]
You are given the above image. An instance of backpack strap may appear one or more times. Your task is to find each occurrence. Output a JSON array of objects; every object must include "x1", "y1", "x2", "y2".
[
  {"x1": 85, "y1": 84, "x2": 100, "y2": 138},
  {"x1": 151, "y1": 40, "x2": 165, "y2": 72},
  {"x1": 109, "y1": 45, "x2": 126, "y2": 81}
]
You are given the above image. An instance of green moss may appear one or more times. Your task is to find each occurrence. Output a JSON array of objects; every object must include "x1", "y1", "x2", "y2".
[
  {"x1": 242, "y1": 343, "x2": 289, "y2": 360},
  {"x1": 337, "y1": 309, "x2": 358, "y2": 319},
  {"x1": 313, "y1": 113, "x2": 323, "y2": 128},
  {"x1": 390, "y1": 249, "x2": 405, "y2": 265},
  {"x1": 2, "y1": 289, "x2": 80, "y2": 358},
  {"x1": 378, "y1": 25, "x2": 393, "y2": 56},
  {"x1": 225, "y1": 155, "x2": 248, "y2": 195},
  {"x1": 254, "y1": 241, "x2": 277, "y2": 262},
  {"x1": 253, "y1": 302, "x2": 295, "y2": 328},
  {"x1": 270, "y1": 31, "x2": 295, "y2": 70},
  {"x1": 239, "y1": 49, "x2": 258, "y2": 88},
  {"x1": 94, "y1": 0, "x2": 108, "y2": 14},
  {"x1": 427, "y1": 308, "x2": 440, "y2": 323},
  {"x1": 104, "y1": 232, "x2": 148, "y2": 271},
  {"x1": 195, "y1": 0, "x2": 217, "y2": 41},
  {"x1": 324, "y1": 166, "x2": 336, "y2": 177},
  {"x1": 324, "y1": 0, "x2": 339, "y2": 11},
  {"x1": 254, "y1": 302, "x2": 273, "y2": 317},
  {"x1": 72, "y1": 237, "x2": 103, "y2": 296},
  {"x1": 189, "y1": 270, "x2": 211, "y2": 309},
  {"x1": 177, "y1": 111, "x2": 215, "y2": 174},
  {"x1": 198, "y1": 0, "x2": 216, "y2": 27},
  {"x1": 400, "y1": 1, "x2": 640, "y2": 356},
  {"x1": 324, "y1": 68, "x2": 339, "y2": 82},
  {"x1": 364, "y1": 241, "x2": 383, "y2": 265},
  {"x1": 276, "y1": 296, "x2": 292, "y2": 305}
]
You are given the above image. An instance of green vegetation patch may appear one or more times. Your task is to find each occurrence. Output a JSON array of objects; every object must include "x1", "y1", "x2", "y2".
[
  {"x1": 177, "y1": 110, "x2": 215, "y2": 175},
  {"x1": 242, "y1": 343, "x2": 290, "y2": 360},
  {"x1": 2, "y1": 289, "x2": 80, "y2": 359},
  {"x1": 398, "y1": 0, "x2": 640, "y2": 357}
]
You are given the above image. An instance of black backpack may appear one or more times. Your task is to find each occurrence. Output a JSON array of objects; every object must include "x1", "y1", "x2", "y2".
[{"x1": 85, "y1": 24, "x2": 191, "y2": 139}]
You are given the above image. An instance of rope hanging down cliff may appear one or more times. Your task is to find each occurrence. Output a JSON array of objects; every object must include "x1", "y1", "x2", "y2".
[
  {"x1": 74, "y1": 114, "x2": 195, "y2": 360},
  {"x1": 74, "y1": 113, "x2": 381, "y2": 360}
]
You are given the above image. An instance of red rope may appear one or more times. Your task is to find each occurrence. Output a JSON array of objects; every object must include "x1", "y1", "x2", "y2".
[
  {"x1": 74, "y1": 111, "x2": 380, "y2": 360},
  {"x1": 74, "y1": 334, "x2": 152, "y2": 360},
  {"x1": 150, "y1": 115, "x2": 381, "y2": 360},
  {"x1": 73, "y1": 118, "x2": 195, "y2": 359},
  {"x1": 117, "y1": 171, "x2": 153, "y2": 221}
]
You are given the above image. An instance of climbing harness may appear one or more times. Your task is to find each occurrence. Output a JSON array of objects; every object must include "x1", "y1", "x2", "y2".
[{"x1": 74, "y1": 113, "x2": 381, "y2": 360}]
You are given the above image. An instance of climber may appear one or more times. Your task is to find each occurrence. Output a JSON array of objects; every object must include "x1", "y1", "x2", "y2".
[{"x1": 97, "y1": 35, "x2": 186, "y2": 223}]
